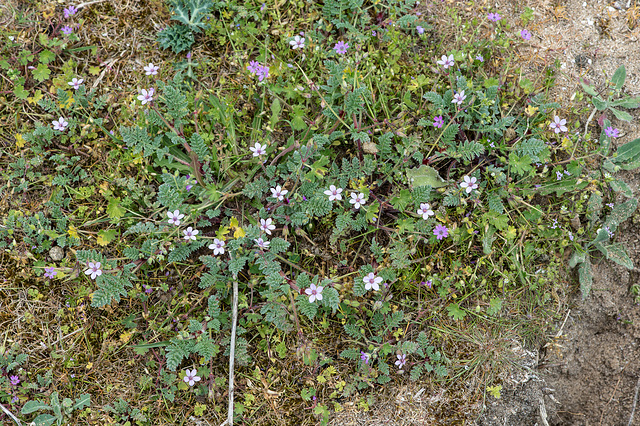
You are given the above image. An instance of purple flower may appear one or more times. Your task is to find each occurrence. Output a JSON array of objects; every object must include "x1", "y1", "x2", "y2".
[
  {"x1": 605, "y1": 126, "x2": 620, "y2": 138},
  {"x1": 395, "y1": 354, "x2": 407, "y2": 369},
  {"x1": 416, "y1": 25, "x2": 425, "y2": 34},
  {"x1": 437, "y1": 54, "x2": 454, "y2": 69},
  {"x1": 475, "y1": 54, "x2": 484, "y2": 62},
  {"x1": 63, "y1": 5, "x2": 78, "y2": 18},
  {"x1": 84, "y1": 262, "x2": 102, "y2": 280},
  {"x1": 556, "y1": 171, "x2": 563, "y2": 180},
  {"x1": 256, "y1": 64, "x2": 269, "y2": 81},
  {"x1": 305, "y1": 284, "x2": 324, "y2": 303},
  {"x1": 260, "y1": 3, "x2": 266, "y2": 11},
  {"x1": 433, "y1": 224, "x2": 449, "y2": 240},
  {"x1": 433, "y1": 115, "x2": 444, "y2": 128},
  {"x1": 487, "y1": 12, "x2": 501, "y2": 22},
  {"x1": 10, "y1": 376, "x2": 20, "y2": 386},
  {"x1": 360, "y1": 351, "x2": 370, "y2": 364},
  {"x1": 61, "y1": 25, "x2": 73, "y2": 35},
  {"x1": 247, "y1": 60, "x2": 261, "y2": 74},
  {"x1": 183, "y1": 369, "x2": 201, "y2": 386},
  {"x1": 334, "y1": 41, "x2": 349, "y2": 55},
  {"x1": 44, "y1": 267, "x2": 56, "y2": 279},
  {"x1": 520, "y1": 29, "x2": 532, "y2": 41},
  {"x1": 425, "y1": 280, "x2": 432, "y2": 288}
]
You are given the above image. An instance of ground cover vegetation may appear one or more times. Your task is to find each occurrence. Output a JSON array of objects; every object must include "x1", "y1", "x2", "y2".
[{"x1": 1, "y1": 0, "x2": 640, "y2": 424}]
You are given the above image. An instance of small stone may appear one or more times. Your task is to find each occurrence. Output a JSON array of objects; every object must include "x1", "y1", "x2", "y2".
[
  {"x1": 613, "y1": 1, "x2": 625, "y2": 9},
  {"x1": 49, "y1": 246, "x2": 64, "y2": 261}
]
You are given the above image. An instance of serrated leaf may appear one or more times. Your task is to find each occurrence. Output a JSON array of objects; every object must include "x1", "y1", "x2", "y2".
[
  {"x1": 107, "y1": 197, "x2": 126, "y2": 220},
  {"x1": 39, "y1": 49, "x2": 56, "y2": 64},
  {"x1": 406, "y1": 165, "x2": 447, "y2": 188},
  {"x1": 609, "y1": 107, "x2": 633, "y2": 122},
  {"x1": 96, "y1": 229, "x2": 118, "y2": 246},
  {"x1": 32, "y1": 63, "x2": 51, "y2": 82},
  {"x1": 14, "y1": 84, "x2": 29, "y2": 99},
  {"x1": 320, "y1": 287, "x2": 340, "y2": 312},
  {"x1": 611, "y1": 65, "x2": 626, "y2": 91},
  {"x1": 72, "y1": 394, "x2": 91, "y2": 411}
]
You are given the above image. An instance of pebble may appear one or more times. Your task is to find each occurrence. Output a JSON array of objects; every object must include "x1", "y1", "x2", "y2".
[
  {"x1": 613, "y1": 1, "x2": 625, "y2": 9},
  {"x1": 49, "y1": 246, "x2": 64, "y2": 261}
]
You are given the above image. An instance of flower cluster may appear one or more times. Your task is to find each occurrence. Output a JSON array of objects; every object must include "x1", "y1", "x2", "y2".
[{"x1": 247, "y1": 61, "x2": 270, "y2": 81}]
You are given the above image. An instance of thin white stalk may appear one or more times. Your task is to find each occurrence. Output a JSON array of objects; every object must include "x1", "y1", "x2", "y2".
[
  {"x1": 0, "y1": 403, "x2": 22, "y2": 425},
  {"x1": 226, "y1": 279, "x2": 239, "y2": 426}
]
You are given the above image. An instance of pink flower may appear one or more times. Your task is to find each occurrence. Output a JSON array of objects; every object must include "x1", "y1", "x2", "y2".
[
  {"x1": 144, "y1": 63, "x2": 160, "y2": 75},
  {"x1": 137, "y1": 88, "x2": 155, "y2": 105},
  {"x1": 324, "y1": 185, "x2": 343, "y2": 201},
  {"x1": 520, "y1": 29, "x2": 532, "y2": 41},
  {"x1": 249, "y1": 142, "x2": 267, "y2": 156},
  {"x1": 549, "y1": 116, "x2": 567, "y2": 133},
  {"x1": 260, "y1": 218, "x2": 276, "y2": 235},
  {"x1": 437, "y1": 54, "x2": 454, "y2": 69},
  {"x1": 208, "y1": 238, "x2": 225, "y2": 255},
  {"x1": 84, "y1": 262, "x2": 102, "y2": 280},
  {"x1": 68, "y1": 77, "x2": 84, "y2": 90},
  {"x1": 183, "y1": 369, "x2": 201, "y2": 386},
  {"x1": 52, "y1": 117, "x2": 68, "y2": 131},
  {"x1": 417, "y1": 203, "x2": 434, "y2": 220},
  {"x1": 487, "y1": 12, "x2": 501, "y2": 22},
  {"x1": 305, "y1": 284, "x2": 324, "y2": 303},
  {"x1": 363, "y1": 272, "x2": 382, "y2": 291},
  {"x1": 460, "y1": 176, "x2": 478, "y2": 194},
  {"x1": 349, "y1": 192, "x2": 367, "y2": 209}
]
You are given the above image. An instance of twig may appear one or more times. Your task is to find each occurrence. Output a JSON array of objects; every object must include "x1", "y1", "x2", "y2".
[
  {"x1": 0, "y1": 403, "x2": 22, "y2": 426},
  {"x1": 226, "y1": 279, "x2": 239, "y2": 426},
  {"x1": 583, "y1": 106, "x2": 598, "y2": 139},
  {"x1": 627, "y1": 374, "x2": 640, "y2": 426}
]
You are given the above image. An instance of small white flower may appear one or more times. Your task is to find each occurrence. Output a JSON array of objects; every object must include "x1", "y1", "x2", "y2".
[
  {"x1": 395, "y1": 354, "x2": 407, "y2": 369},
  {"x1": 417, "y1": 203, "x2": 434, "y2": 220},
  {"x1": 363, "y1": 272, "x2": 382, "y2": 291},
  {"x1": 183, "y1": 369, "x2": 201, "y2": 387},
  {"x1": 167, "y1": 210, "x2": 185, "y2": 226},
  {"x1": 460, "y1": 176, "x2": 479, "y2": 194},
  {"x1": 209, "y1": 238, "x2": 225, "y2": 255},
  {"x1": 437, "y1": 54, "x2": 454, "y2": 69},
  {"x1": 452, "y1": 90, "x2": 467, "y2": 105},
  {"x1": 349, "y1": 192, "x2": 367, "y2": 209},
  {"x1": 255, "y1": 237, "x2": 270, "y2": 249},
  {"x1": 305, "y1": 283, "x2": 324, "y2": 303},
  {"x1": 68, "y1": 77, "x2": 84, "y2": 90},
  {"x1": 84, "y1": 262, "x2": 102, "y2": 280},
  {"x1": 183, "y1": 227, "x2": 199, "y2": 241},
  {"x1": 52, "y1": 117, "x2": 68, "y2": 131},
  {"x1": 260, "y1": 218, "x2": 276, "y2": 235},
  {"x1": 249, "y1": 142, "x2": 267, "y2": 157},
  {"x1": 289, "y1": 35, "x2": 305, "y2": 49},
  {"x1": 270, "y1": 185, "x2": 288, "y2": 201},
  {"x1": 144, "y1": 63, "x2": 160, "y2": 76},
  {"x1": 549, "y1": 116, "x2": 567, "y2": 133},
  {"x1": 324, "y1": 185, "x2": 343, "y2": 201},
  {"x1": 137, "y1": 88, "x2": 155, "y2": 105}
]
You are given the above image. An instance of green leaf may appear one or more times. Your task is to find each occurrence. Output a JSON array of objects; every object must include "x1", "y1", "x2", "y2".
[
  {"x1": 611, "y1": 65, "x2": 626, "y2": 91},
  {"x1": 581, "y1": 82, "x2": 598, "y2": 97},
  {"x1": 446, "y1": 303, "x2": 466, "y2": 320},
  {"x1": 269, "y1": 98, "x2": 281, "y2": 130},
  {"x1": 32, "y1": 414, "x2": 57, "y2": 426},
  {"x1": 390, "y1": 189, "x2": 411, "y2": 211},
  {"x1": 39, "y1": 49, "x2": 56, "y2": 64},
  {"x1": 22, "y1": 400, "x2": 52, "y2": 414},
  {"x1": 610, "y1": 178, "x2": 633, "y2": 198},
  {"x1": 14, "y1": 84, "x2": 29, "y2": 100},
  {"x1": 32, "y1": 63, "x2": 51, "y2": 83},
  {"x1": 592, "y1": 96, "x2": 608, "y2": 111},
  {"x1": 609, "y1": 107, "x2": 633, "y2": 122},
  {"x1": 320, "y1": 287, "x2": 340, "y2": 312},
  {"x1": 603, "y1": 243, "x2": 634, "y2": 269},
  {"x1": 611, "y1": 96, "x2": 640, "y2": 109},
  {"x1": 106, "y1": 197, "x2": 126, "y2": 220},
  {"x1": 406, "y1": 165, "x2": 446, "y2": 188},
  {"x1": 72, "y1": 394, "x2": 91, "y2": 411},
  {"x1": 568, "y1": 251, "x2": 586, "y2": 268},
  {"x1": 487, "y1": 298, "x2": 502, "y2": 316}
]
